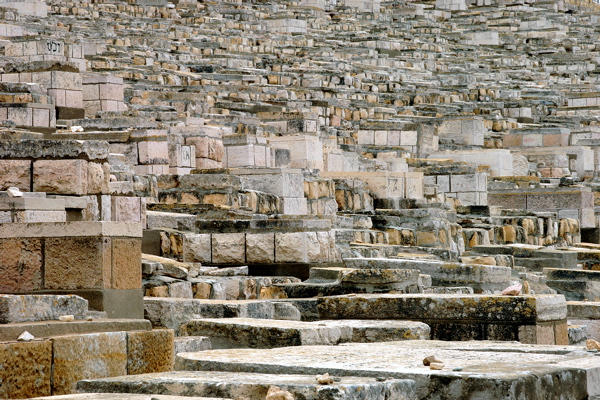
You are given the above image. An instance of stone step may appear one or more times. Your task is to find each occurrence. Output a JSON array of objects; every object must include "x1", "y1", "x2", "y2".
[
  {"x1": 276, "y1": 267, "x2": 424, "y2": 298},
  {"x1": 76, "y1": 370, "x2": 417, "y2": 400},
  {"x1": 0, "y1": 318, "x2": 151, "y2": 341},
  {"x1": 183, "y1": 318, "x2": 430, "y2": 348},
  {"x1": 311, "y1": 293, "x2": 567, "y2": 344},
  {"x1": 0, "y1": 294, "x2": 89, "y2": 324},
  {"x1": 30, "y1": 394, "x2": 229, "y2": 400},
  {"x1": 174, "y1": 340, "x2": 598, "y2": 400},
  {"x1": 144, "y1": 297, "x2": 303, "y2": 334},
  {"x1": 343, "y1": 257, "x2": 511, "y2": 293},
  {"x1": 470, "y1": 245, "x2": 579, "y2": 268}
]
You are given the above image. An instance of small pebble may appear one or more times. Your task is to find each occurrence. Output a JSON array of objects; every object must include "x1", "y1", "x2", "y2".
[
  {"x1": 453, "y1": 367, "x2": 463, "y2": 371},
  {"x1": 333, "y1": 377, "x2": 341, "y2": 382},
  {"x1": 59, "y1": 315, "x2": 74, "y2": 322},
  {"x1": 376, "y1": 377, "x2": 387, "y2": 382},
  {"x1": 587, "y1": 339, "x2": 600, "y2": 351},
  {"x1": 316, "y1": 373, "x2": 334, "y2": 385},
  {"x1": 430, "y1": 362, "x2": 445, "y2": 370},
  {"x1": 423, "y1": 355, "x2": 443, "y2": 366}
]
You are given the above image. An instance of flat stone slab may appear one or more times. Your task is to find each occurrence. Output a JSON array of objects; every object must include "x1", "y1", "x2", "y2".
[
  {"x1": 0, "y1": 294, "x2": 88, "y2": 323},
  {"x1": 76, "y1": 371, "x2": 417, "y2": 400},
  {"x1": 175, "y1": 340, "x2": 600, "y2": 399},
  {"x1": 29, "y1": 394, "x2": 229, "y2": 400},
  {"x1": 317, "y1": 293, "x2": 567, "y2": 323},
  {"x1": 342, "y1": 258, "x2": 511, "y2": 291},
  {"x1": 0, "y1": 319, "x2": 151, "y2": 341},
  {"x1": 184, "y1": 318, "x2": 429, "y2": 348},
  {"x1": 568, "y1": 301, "x2": 600, "y2": 319}
]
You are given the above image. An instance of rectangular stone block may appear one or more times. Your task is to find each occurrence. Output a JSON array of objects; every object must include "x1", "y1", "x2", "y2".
[
  {"x1": 0, "y1": 160, "x2": 31, "y2": 192},
  {"x1": 127, "y1": 329, "x2": 174, "y2": 375},
  {"x1": 52, "y1": 332, "x2": 127, "y2": 395},
  {"x1": 138, "y1": 141, "x2": 169, "y2": 165},
  {"x1": 33, "y1": 159, "x2": 88, "y2": 195},
  {"x1": 0, "y1": 340, "x2": 52, "y2": 399},
  {"x1": 211, "y1": 233, "x2": 245, "y2": 264},
  {"x1": 44, "y1": 236, "x2": 110, "y2": 289},
  {"x1": 112, "y1": 196, "x2": 142, "y2": 223},
  {"x1": 0, "y1": 238, "x2": 43, "y2": 292},
  {"x1": 246, "y1": 233, "x2": 275, "y2": 263},
  {"x1": 112, "y1": 238, "x2": 141, "y2": 290},
  {"x1": 183, "y1": 233, "x2": 211, "y2": 263},
  {"x1": 0, "y1": 294, "x2": 88, "y2": 323}
]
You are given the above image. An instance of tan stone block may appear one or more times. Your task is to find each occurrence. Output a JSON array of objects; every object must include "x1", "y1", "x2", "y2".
[
  {"x1": 112, "y1": 196, "x2": 141, "y2": 223},
  {"x1": 246, "y1": 233, "x2": 275, "y2": 263},
  {"x1": 211, "y1": 233, "x2": 245, "y2": 264},
  {"x1": 0, "y1": 238, "x2": 43, "y2": 292},
  {"x1": 193, "y1": 282, "x2": 212, "y2": 299},
  {"x1": 112, "y1": 238, "x2": 141, "y2": 290},
  {"x1": 260, "y1": 286, "x2": 287, "y2": 299},
  {"x1": 183, "y1": 233, "x2": 211, "y2": 263},
  {"x1": 417, "y1": 231, "x2": 437, "y2": 246},
  {"x1": 146, "y1": 286, "x2": 169, "y2": 297},
  {"x1": 0, "y1": 340, "x2": 52, "y2": 399},
  {"x1": 502, "y1": 225, "x2": 516, "y2": 243},
  {"x1": 202, "y1": 193, "x2": 229, "y2": 206},
  {"x1": 554, "y1": 321, "x2": 569, "y2": 345},
  {"x1": 33, "y1": 159, "x2": 88, "y2": 195},
  {"x1": 45, "y1": 237, "x2": 108, "y2": 289},
  {"x1": 87, "y1": 162, "x2": 109, "y2": 194},
  {"x1": 275, "y1": 232, "x2": 306, "y2": 263},
  {"x1": 127, "y1": 329, "x2": 174, "y2": 375},
  {"x1": 52, "y1": 332, "x2": 127, "y2": 395}
]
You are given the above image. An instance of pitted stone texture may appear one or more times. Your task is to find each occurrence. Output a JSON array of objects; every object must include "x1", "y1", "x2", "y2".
[
  {"x1": 127, "y1": 329, "x2": 175, "y2": 374},
  {"x1": 0, "y1": 294, "x2": 88, "y2": 323},
  {"x1": 112, "y1": 238, "x2": 142, "y2": 290},
  {"x1": 0, "y1": 340, "x2": 52, "y2": 399},
  {"x1": 44, "y1": 237, "x2": 108, "y2": 289},
  {"x1": 0, "y1": 238, "x2": 43, "y2": 292},
  {"x1": 0, "y1": 159, "x2": 31, "y2": 191},
  {"x1": 175, "y1": 341, "x2": 596, "y2": 399},
  {"x1": 52, "y1": 331, "x2": 127, "y2": 395},
  {"x1": 33, "y1": 159, "x2": 88, "y2": 195},
  {"x1": 211, "y1": 233, "x2": 245, "y2": 264},
  {"x1": 29, "y1": 395, "x2": 230, "y2": 400},
  {"x1": 77, "y1": 371, "x2": 417, "y2": 400},
  {"x1": 0, "y1": 140, "x2": 109, "y2": 161},
  {"x1": 317, "y1": 294, "x2": 567, "y2": 323}
]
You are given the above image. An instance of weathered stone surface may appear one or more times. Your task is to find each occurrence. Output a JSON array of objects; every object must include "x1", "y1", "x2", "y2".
[
  {"x1": 112, "y1": 238, "x2": 142, "y2": 290},
  {"x1": 52, "y1": 331, "x2": 127, "y2": 395},
  {"x1": 77, "y1": 371, "x2": 417, "y2": 400},
  {"x1": 174, "y1": 336, "x2": 212, "y2": 354},
  {"x1": 184, "y1": 318, "x2": 353, "y2": 348},
  {"x1": 0, "y1": 237, "x2": 43, "y2": 292},
  {"x1": 211, "y1": 233, "x2": 245, "y2": 264},
  {"x1": 175, "y1": 341, "x2": 596, "y2": 399},
  {"x1": 44, "y1": 237, "x2": 108, "y2": 289},
  {"x1": 127, "y1": 329, "x2": 175, "y2": 374},
  {"x1": 0, "y1": 294, "x2": 88, "y2": 323},
  {"x1": 33, "y1": 159, "x2": 88, "y2": 195},
  {"x1": 29, "y1": 395, "x2": 230, "y2": 400},
  {"x1": 0, "y1": 340, "x2": 52, "y2": 399},
  {"x1": 0, "y1": 319, "x2": 151, "y2": 341},
  {"x1": 0, "y1": 140, "x2": 109, "y2": 161},
  {"x1": 0, "y1": 159, "x2": 31, "y2": 191}
]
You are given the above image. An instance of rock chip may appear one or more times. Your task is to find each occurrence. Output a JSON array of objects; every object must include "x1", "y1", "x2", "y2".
[
  {"x1": 316, "y1": 373, "x2": 334, "y2": 385},
  {"x1": 18, "y1": 331, "x2": 34, "y2": 341},
  {"x1": 501, "y1": 282, "x2": 522, "y2": 296},
  {"x1": 59, "y1": 315, "x2": 74, "y2": 322},
  {"x1": 423, "y1": 355, "x2": 443, "y2": 366},
  {"x1": 430, "y1": 362, "x2": 445, "y2": 370},
  {"x1": 265, "y1": 385, "x2": 294, "y2": 400},
  {"x1": 586, "y1": 339, "x2": 600, "y2": 350}
]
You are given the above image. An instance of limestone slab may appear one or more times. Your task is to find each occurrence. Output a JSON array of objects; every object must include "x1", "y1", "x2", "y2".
[
  {"x1": 0, "y1": 319, "x2": 150, "y2": 341},
  {"x1": 52, "y1": 331, "x2": 128, "y2": 395},
  {"x1": 175, "y1": 341, "x2": 597, "y2": 399},
  {"x1": 77, "y1": 371, "x2": 416, "y2": 400},
  {"x1": 127, "y1": 329, "x2": 175, "y2": 375},
  {"x1": 29, "y1": 395, "x2": 229, "y2": 400},
  {"x1": 0, "y1": 340, "x2": 52, "y2": 399},
  {"x1": 0, "y1": 294, "x2": 88, "y2": 323}
]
